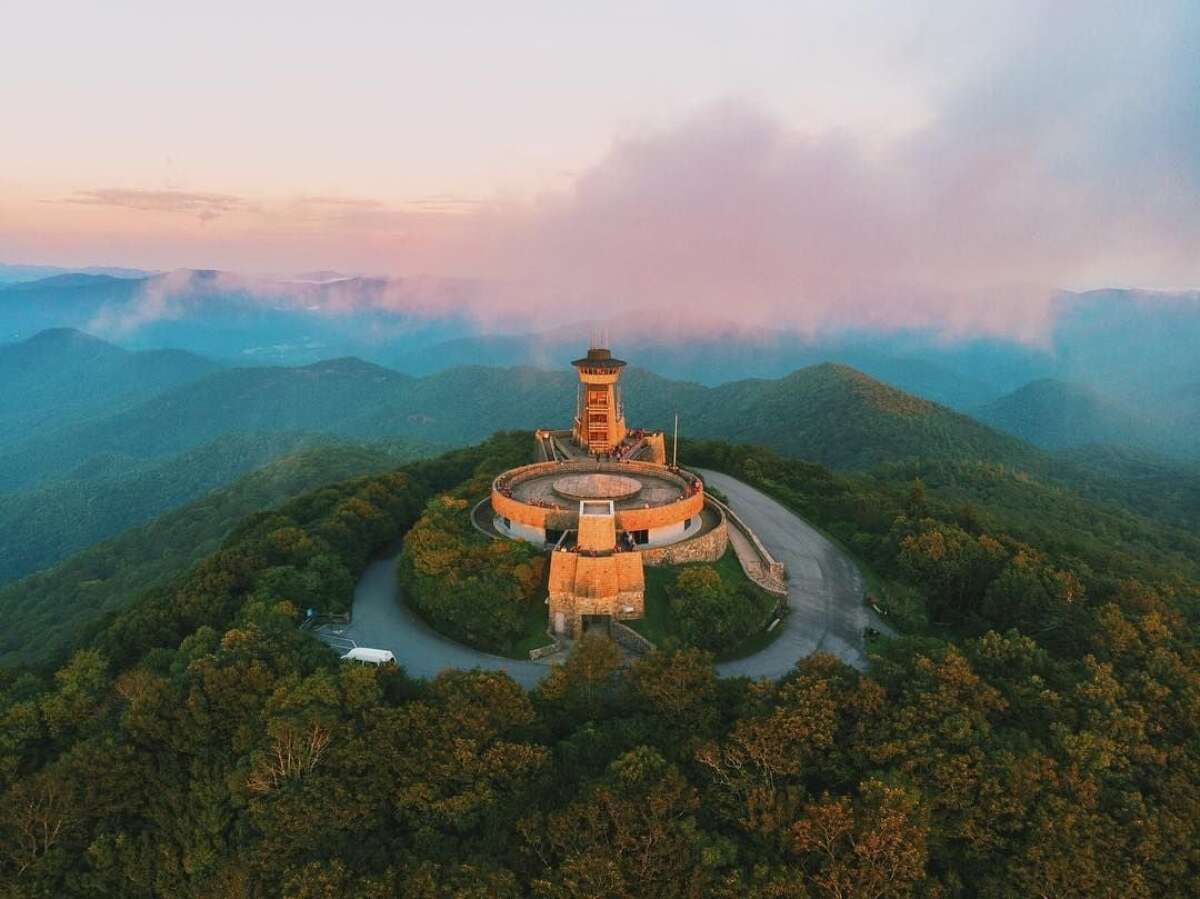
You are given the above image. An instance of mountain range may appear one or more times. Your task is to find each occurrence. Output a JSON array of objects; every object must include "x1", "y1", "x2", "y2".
[
  {"x1": 0, "y1": 329, "x2": 1044, "y2": 496},
  {"x1": 3, "y1": 324, "x2": 1199, "y2": 572},
  {"x1": 3, "y1": 269, "x2": 1200, "y2": 410},
  {"x1": 1, "y1": 294, "x2": 1198, "y2": 586}
]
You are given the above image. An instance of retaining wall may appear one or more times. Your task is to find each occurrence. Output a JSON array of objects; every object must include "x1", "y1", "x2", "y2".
[
  {"x1": 528, "y1": 630, "x2": 566, "y2": 661},
  {"x1": 610, "y1": 619, "x2": 655, "y2": 656},
  {"x1": 641, "y1": 505, "x2": 728, "y2": 566},
  {"x1": 705, "y1": 494, "x2": 789, "y2": 597}
]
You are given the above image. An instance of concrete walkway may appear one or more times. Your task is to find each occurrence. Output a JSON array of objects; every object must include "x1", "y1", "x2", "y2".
[{"x1": 327, "y1": 472, "x2": 881, "y2": 686}]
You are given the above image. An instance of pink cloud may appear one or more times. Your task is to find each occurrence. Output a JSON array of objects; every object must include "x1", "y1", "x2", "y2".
[{"x1": 14, "y1": 3, "x2": 1200, "y2": 343}]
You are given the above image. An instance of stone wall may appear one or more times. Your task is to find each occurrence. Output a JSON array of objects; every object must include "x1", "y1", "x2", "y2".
[
  {"x1": 705, "y1": 495, "x2": 789, "y2": 597},
  {"x1": 528, "y1": 631, "x2": 566, "y2": 661},
  {"x1": 616, "y1": 489, "x2": 704, "y2": 531},
  {"x1": 641, "y1": 508, "x2": 728, "y2": 567},
  {"x1": 610, "y1": 620, "x2": 655, "y2": 656}
]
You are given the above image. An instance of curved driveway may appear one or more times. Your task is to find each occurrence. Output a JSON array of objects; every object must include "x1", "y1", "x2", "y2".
[
  {"x1": 323, "y1": 549, "x2": 547, "y2": 688},
  {"x1": 697, "y1": 469, "x2": 875, "y2": 677},
  {"x1": 331, "y1": 472, "x2": 876, "y2": 686}
]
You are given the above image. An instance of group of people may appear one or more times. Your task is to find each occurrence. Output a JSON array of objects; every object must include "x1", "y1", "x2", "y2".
[
  {"x1": 495, "y1": 479, "x2": 561, "y2": 509},
  {"x1": 592, "y1": 430, "x2": 648, "y2": 463}
]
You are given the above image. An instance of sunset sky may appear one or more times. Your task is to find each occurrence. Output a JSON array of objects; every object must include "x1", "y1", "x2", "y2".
[{"x1": 2, "y1": 1, "x2": 1198, "y2": 336}]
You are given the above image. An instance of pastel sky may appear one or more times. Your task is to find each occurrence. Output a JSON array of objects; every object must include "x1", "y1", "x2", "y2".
[{"x1": 2, "y1": 1, "x2": 1198, "y2": 336}]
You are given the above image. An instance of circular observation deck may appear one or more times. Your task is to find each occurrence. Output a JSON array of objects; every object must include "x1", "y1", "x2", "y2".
[
  {"x1": 552, "y1": 473, "x2": 643, "y2": 502},
  {"x1": 491, "y1": 459, "x2": 705, "y2": 547}
]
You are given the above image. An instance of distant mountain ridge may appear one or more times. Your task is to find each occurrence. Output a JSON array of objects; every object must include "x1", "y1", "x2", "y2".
[
  {"x1": 0, "y1": 355, "x2": 415, "y2": 492},
  {"x1": 0, "y1": 331, "x2": 1044, "y2": 498},
  {"x1": 4, "y1": 326, "x2": 1198, "y2": 540},
  {"x1": 0, "y1": 327, "x2": 219, "y2": 442},
  {"x1": 6, "y1": 269, "x2": 1200, "y2": 415},
  {"x1": 0, "y1": 268, "x2": 480, "y2": 364},
  {"x1": 974, "y1": 378, "x2": 1193, "y2": 458},
  {"x1": 0, "y1": 263, "x2": 153, "y2": 283}
]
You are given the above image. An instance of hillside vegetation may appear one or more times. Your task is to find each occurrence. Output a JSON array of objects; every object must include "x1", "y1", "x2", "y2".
[
  {"x1": 0, "y1": 442, "x2": 435, "y2": 668},
  {"x1": 692, "y1": 364, "x2": 1042, "y2": 469},
  {"x1": 0, "y1": 433, "x2": 435, "y2": 584},
  {"x1": 0, "y1": 434, "x2": 1197, "y2": 895},
  {"x1": 396, "y1": 435, "x2": 551, "y2": 656},
  {"x1": 0, "y1": 328, "x2": 217, "y2": 443}
]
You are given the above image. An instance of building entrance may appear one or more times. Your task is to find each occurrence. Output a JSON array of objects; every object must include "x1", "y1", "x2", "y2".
[{"x1": 581, "y1": 614, "x2": 612, "y2": 636}]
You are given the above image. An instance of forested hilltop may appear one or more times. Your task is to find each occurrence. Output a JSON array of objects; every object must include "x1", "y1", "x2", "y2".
[
  {"x1": 0, "y1": 442, "x2": 437, "y2": 670},
  {"x1": 1, "y1": 433, "x2": 1198, "y2": 897}
]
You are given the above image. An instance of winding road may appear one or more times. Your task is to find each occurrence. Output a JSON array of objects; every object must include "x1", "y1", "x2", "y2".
[
  {"x1": 324, "y1": 471, "x2": 876, "y2": 686},
  {"x1": 320, "y1": 548, "x2": 547, "y2": 688},
  {"x1": 697, "y1": 469, "x2": 874, "y2": 677}
]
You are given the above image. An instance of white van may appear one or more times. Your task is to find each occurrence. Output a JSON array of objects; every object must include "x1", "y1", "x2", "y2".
[{"x1": 340, "y1": 647, "x2": 395, "y2": 666}]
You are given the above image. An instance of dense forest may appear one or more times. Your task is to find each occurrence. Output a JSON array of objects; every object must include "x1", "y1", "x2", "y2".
[
  {"x1": 1, "y1": 433, "x2": 1197, "y2": 896},
  {"x1": 0, "y1": 442, "x2": 435, "y2": 670}
]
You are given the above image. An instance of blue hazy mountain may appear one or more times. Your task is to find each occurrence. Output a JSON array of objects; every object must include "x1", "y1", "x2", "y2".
[
  {"x1": 0, "y1": 262, "x2": 153, "y2": 283},
  {"x1": 974, "y1": 379, "x2": 1173, "y2": 452},
  {"x1": 0, "y1": 327, "x2": 219, "y2": 442},
  {"x1": 6, "y1": 271, "x2": 1200, "y2": 413},
  {"x1": 0, "y1": 269, "x2": 482, "y2": 365}
]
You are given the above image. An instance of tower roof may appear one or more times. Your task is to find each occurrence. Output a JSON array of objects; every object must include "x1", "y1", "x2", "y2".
[{"x1": 571, "y1": 346, "x2": 627, "y2": 369}]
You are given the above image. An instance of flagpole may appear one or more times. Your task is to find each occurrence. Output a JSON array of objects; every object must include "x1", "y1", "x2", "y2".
[{"x1": 673, "y1": 414, "x2": 678, "y2": 468}]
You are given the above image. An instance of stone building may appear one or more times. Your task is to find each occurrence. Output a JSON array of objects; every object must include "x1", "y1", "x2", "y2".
[
  {"x1": 546, "y1": 500, "x2": 645, "y2": 636},
  {"x1": 490, "y1": 343, "x2": 727, "y2": 638}
]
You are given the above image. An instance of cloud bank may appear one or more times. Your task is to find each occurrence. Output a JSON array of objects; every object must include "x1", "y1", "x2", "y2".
[
  {"x1": 420, "y1": 3, "x2": 1200, "y2": 340},
  {"x1": 23, "y1": 2, "x2": 1200, "y2": 342}
]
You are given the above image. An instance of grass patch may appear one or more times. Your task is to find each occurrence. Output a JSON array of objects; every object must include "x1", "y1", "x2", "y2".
[
  {"x1": 511, "y1": 598, "x2": 554, "y2": 658},
  {"x1": 631, "y1": 547, "x2": 783, "y2": 660}
]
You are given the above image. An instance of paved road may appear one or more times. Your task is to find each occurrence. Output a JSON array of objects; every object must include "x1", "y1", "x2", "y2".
[
  {"x1": 320, "y1": 546, "x2": 547, "y2": 688},
  {"x1": 697, "y1": 469, "x2": 876, "y2": 676},
  {"x1": 330, "y1": 473, "x2": 878, "y2": 685}
]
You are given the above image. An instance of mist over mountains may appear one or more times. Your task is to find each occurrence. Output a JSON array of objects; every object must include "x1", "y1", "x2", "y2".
[{"x1": 3, "y1": 267, "x2": 1198, "y2": 428}]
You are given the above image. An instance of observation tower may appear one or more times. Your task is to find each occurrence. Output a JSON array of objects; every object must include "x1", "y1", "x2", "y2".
[
  {"x1": 571, "y1": 345, "x2": 628, "y2": 454},
  {"x1": 487, "y1": 342, "x2": 729, "y2": 638}
]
